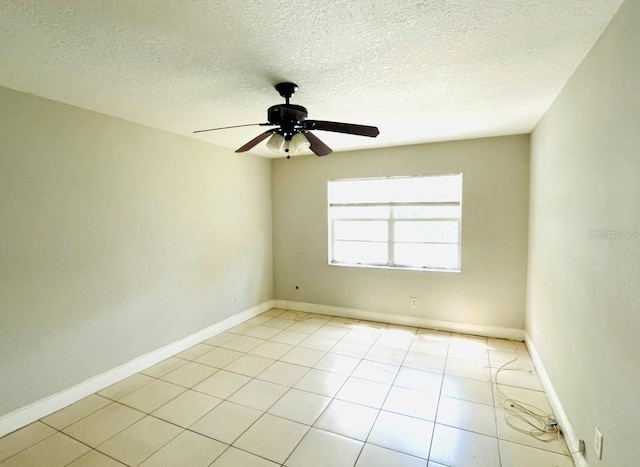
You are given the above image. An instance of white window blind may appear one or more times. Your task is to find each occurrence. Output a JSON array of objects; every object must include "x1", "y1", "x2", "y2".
[{"x1": 328, "y1": 174, "x2": 462, "y2": 271}]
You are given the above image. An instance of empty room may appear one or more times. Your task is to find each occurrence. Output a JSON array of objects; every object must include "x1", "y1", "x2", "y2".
[{"x1": 0, "y1": 1, "x2": 638, "y2": 466}]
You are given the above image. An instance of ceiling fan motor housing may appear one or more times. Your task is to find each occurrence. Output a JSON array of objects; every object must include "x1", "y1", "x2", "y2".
[{"x1": 268, "y1": 104, "x2": 308, "y2": 134}]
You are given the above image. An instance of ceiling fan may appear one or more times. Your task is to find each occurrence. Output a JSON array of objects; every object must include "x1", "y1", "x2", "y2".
[{"x1": 193, "y1": 82, "x2": 380, "y2": 158}]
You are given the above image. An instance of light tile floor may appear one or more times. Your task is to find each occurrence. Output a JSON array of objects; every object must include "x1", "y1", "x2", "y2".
[{"x1": 0, "y1": 309, "x2": 575, "y2": 466}]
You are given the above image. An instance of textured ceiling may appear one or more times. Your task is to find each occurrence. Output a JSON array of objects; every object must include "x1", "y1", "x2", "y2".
[{"x1": 0, "y1": 0, "x2": 624, "y2": 158}]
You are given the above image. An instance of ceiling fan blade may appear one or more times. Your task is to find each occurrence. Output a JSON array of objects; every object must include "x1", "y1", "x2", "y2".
[
  {"x1": 235, "y1": 130, "x2": 274, "y2": 152},
  {"x1": 193, "y1": 122, "x2": 272, "y2": 134},
  {"x1": 305, "y1": 120, "x2": 379, "y2": 137},
  {"x1": 304, "y1": 131, "x2": 332, "y2": 156}
]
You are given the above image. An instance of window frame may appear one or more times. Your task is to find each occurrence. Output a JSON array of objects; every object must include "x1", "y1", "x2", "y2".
[{"x1": 327, "y1": 174, "x2": 463, "y2": 272}]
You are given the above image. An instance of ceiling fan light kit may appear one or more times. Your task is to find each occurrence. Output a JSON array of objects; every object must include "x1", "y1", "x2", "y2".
[
  {"x1": 265, "y1": 132, "x2": 310, "y2": 155},
  {"x1": 194, "y1": 82, "x2": 379, "y2": 158},
  {"x1": 266, "y1": 133, "x2": 284, "y2": 152}
]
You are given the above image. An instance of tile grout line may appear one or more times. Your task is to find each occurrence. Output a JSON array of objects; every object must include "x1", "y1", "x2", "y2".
[
  {"x1": 161, "y1": 313, "x2": 312, "y2": 466},
  {"x1": 355, "y1": 327, "x2": 420, "y2": 464},
  {"x1": 314, "y1": 328, "x2": 386, "y2": 466},
  {"x1": 424, "y1": 332, "x2": 450, "y2": 464},
  {"x1": 280, "y1": 316, "x2": 386, "y2": 466},
  {"x1": 189, "y1": 312, "x2": 340, "y2": 466},
  {"x1": 0, "y1": 428, "x2": 60, "y2": 465}
]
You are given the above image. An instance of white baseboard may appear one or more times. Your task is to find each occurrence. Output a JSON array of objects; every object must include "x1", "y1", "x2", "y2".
[
  {"x1": 525, "y1": 333, "x2": 588, "y2": 467},
  {"x1": 0, "y1": 300, "x2": 274, "y2": 439},
  {"x1": 274, "y1": 300, "x2": 525, "y2": 341},
  {"x1": 1, "y1": 298, "x2": 525, "y2": 439}
]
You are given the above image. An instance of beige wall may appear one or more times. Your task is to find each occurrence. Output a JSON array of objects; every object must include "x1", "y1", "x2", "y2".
[
  {"x1": 527, "y1": 1, "x2": 640, "y2": 465},
  {"x1": 272, "y1": 135, "x2": 529, "y2": 329},
  {"x1": 0, "y1": 87, "x2": 273, "y2": 416}
]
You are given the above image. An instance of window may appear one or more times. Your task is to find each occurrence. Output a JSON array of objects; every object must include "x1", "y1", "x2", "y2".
[{"x1": 328, "y1": 174, "x2": 462, "y2": 271}]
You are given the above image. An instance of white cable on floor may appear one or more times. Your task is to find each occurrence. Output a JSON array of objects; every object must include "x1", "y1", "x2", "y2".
[{"x1": 493, "y1": 353, "x2": 561, "y2": 443}]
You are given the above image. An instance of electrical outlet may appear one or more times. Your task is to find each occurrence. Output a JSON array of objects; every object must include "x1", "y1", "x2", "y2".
[
  {"x1": 594, "y1": 426, "x2": 603, "y2": 460},
  {"x1": 410, "y1": 297, "x2": 418, "y2": 308},
  {"x1": 233, "y1": 296, "x2": 239, "y2": 305}
]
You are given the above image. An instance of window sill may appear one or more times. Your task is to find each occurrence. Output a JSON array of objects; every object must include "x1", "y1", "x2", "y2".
[{"x1": 328, "y1": 262, "x2": 461, "y2": 274}]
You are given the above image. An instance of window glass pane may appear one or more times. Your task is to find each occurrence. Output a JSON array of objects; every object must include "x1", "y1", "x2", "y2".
[
  {"x1": 394, "y1": 243, "x2": 459, "y2": 269},
  {"x1": 394, "y1": 205, "x2": 461, "y2": 219},
  {"x1": 329, "y1": 174, "x2": 462, "y2": 204},
  {"x1": 331, "y1": 206, "x2": 390, "y2": 219},
  {"x1": 334, "y1": 221, "x2": 388, "y2": 241},
  {"x1": 395, "y1": 221, "x2": 459, "y2": 243},
  {"x1": 333, "y1": 241, "x2": 388, "y2": 264},
  {"x1": 329, "y1": 179, "x2": 390, "y2": 204},
  {"x1": 386, "y1": 175, "x2": 462, "y2": 203}
]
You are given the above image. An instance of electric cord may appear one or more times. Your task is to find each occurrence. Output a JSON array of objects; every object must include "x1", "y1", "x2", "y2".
[
  {"x1": 494, "y1": 354, "x2": 588, "y2": 458},
  {"x1": 493, "y1": 353, "x2": 561, "y2": 443}
]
